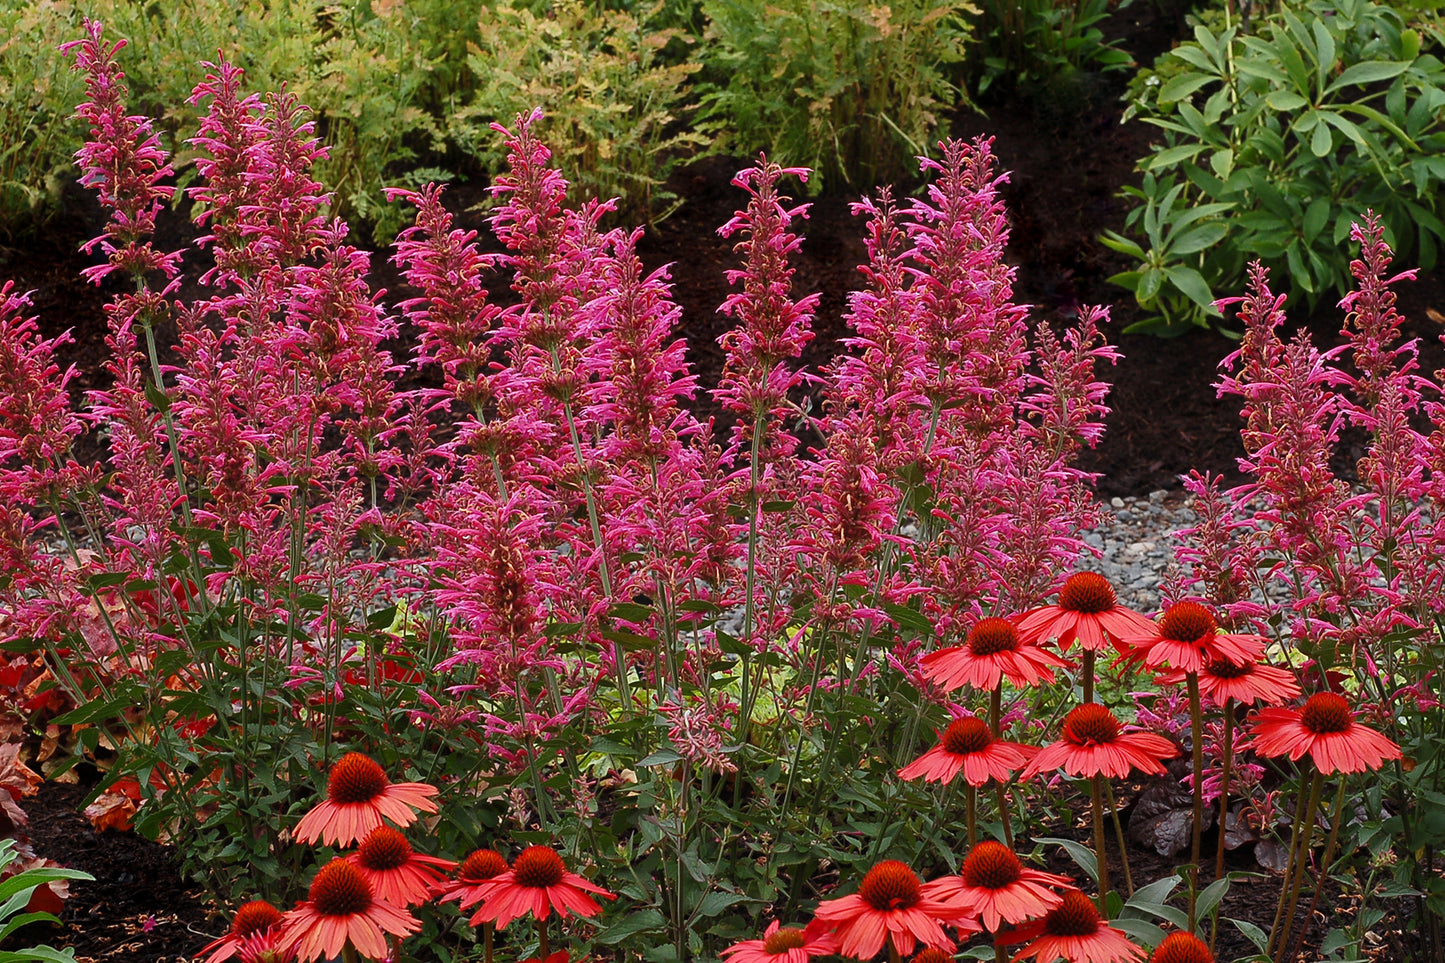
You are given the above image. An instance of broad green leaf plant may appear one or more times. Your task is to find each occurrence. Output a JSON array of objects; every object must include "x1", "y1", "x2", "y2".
[{"x1": 1105, "y1": 0, "x2": 1445, "y2": 333}]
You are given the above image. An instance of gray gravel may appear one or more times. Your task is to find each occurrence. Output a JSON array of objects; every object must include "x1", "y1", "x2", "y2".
[{"x1": 1081, "y1": 489, "x2": 1196, "y2": 615}]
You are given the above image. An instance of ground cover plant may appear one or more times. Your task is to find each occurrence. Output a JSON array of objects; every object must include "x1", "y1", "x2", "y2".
[{"x1": 1, "y1": 15, "x2": 1444, "y2": 963}]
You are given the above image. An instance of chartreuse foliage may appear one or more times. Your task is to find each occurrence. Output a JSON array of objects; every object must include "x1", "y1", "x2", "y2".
[
  {"x1": 1105, "y1": 0, "x2": 1445, "y2": 333},
  {"x1": 696, "y1": 0, "x2": 975, "y2": 190},
  {"x1": 453, "y1": 0, "x2": 707, "y2": 225}
]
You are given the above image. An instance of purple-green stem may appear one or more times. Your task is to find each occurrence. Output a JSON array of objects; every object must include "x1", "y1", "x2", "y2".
[
  {"x1": 1185, "y1": 671, "x2": 1205, "y2": 929},
  {"x1": 966, "y1": 784, "x2": 978, "y2": 847},
  {"x1": 1103, "y1": 780, "x2": 1133, "y2": 897},
  {"x1": 1269, "y1": 768, "x2": 1324, "y2": 962},
  {"x1": 1090, "y1": 774, "x2": 1111, "y2": 915},
  {"x1": 1284, "y1": 775, "x2": 1348, "y2": 963},
  {"x1": 988, "y1": 685, "x2": 1013, "y2": 847},
  {"x1": 538, "y1": 916, "x2": 551, "y2": 960},
  {"x1": 1081, "y1": 649, "x2": 1095, "y2": 705},
  {"x1": 484, "y1": 921, "x2": 494, "y2": 963},
  {"x1": 1209, "y1": 698, "x2": 1236, "y2": 953}
]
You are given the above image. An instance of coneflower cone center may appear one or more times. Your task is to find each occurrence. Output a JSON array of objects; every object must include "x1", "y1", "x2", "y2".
[
  {"x1": 328, "y1": 753, "x2": 387, "y2": 804},
  {"x1": 461, "y1": 848, "x2": 509, "y2": 881},
  {"x1": 942, "y1": 717, "x2": 993, "y2": 755},
  {"x1": 231, "y1": 901, "x2": 282, "y2": 938},
  {"x1": 310, "y1": 860, "x2": 373, "y2": 917},
  {"x1": 968, "y1": 618, "x2": 1020, "y2": 656},
  {"x1": 1160, "y1": 601, "x2": 1215, "y2": 642},
  {"x1": 1206, "y1": 657, "x2": 1253, "y2": 680},
  {"x1": 1300, "y1": 692, "x2": 1352, "y2": 734},
  {"x1": 358, "y1": 826, "x2": 412, "y2": 870},
  {"x1": 858, "y1": 860, "x2": 922, "y2": 911},
  {"x1": 762, "y1": 928, "x2": 808, "y2": 953},
  {"x1": 961, "y1": 841, "x2": 1022, "y2": 889},
  {"x1": 513, "y1": 846, "x2": 566, "y2": 888},
  {"x1": 1059, "y1": 572, "x2": 1116, "y2": 613},
  {"x1": 912, "y1": 950, "x2": 953, "y2": 963},
  {"x1": 1064, "y1": 703, "x2": 1121, "y2": 745},
  {"x1": 1151, "y1": 931, "x2": 1215, "y2": 963},
  {"x1": 1044, "y1": 891, "x2": 1102, "y2": 937}
]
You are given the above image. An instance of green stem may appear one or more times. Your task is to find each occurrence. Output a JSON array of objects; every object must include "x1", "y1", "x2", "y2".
[
  {"x1": 1272, "y1": 767, "x2": 1324, "y2": 963},
  {"x1": 1210, "y1": 698, "x2": 1235, "y2": 953},
  {"x1": 1267, "y1": 772, "x2": 1314, "y2": 955},
  {"x1": 1104, "y1": 779, "x2": 1133, "y2": 897},
  {"x1": 1091, "y1": 775, "x2": 1111, "y2": 915},
  {"x1": 1186, "y1": 671, "x2": 1205, "y2": 929},
  {"x1": 994, "y1": 782, "x2": 1015, "y2": 849},
  {"x1": 1286, "y1": 776, "x2": 1349, "y2": 963}
]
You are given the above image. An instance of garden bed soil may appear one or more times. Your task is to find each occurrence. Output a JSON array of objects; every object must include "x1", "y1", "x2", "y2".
[{"x1": 3, "y1": 3, "x2": 1443, "y2": 960}]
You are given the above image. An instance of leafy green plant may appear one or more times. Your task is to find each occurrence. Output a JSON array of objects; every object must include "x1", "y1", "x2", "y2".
[
  {"x1": 454, "y1": 0, "x2": 707, "y2": 224},
  {"x1": 973, "y1": 0, "x2": 1134, "y2": 95},
  {"x1": 1105, "y1": 0, "x2": 1445, "y2": 333},
  {"x1": 0, "y1": 838, "x2": 92, "y2": 963},
  {"x1": 698, "y1": 0, "x2": 975, "y2": 190}
]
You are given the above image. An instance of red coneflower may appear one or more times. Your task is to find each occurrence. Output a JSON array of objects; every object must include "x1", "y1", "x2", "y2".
[
  {"x1": 721, "y1": 920, "x2": 838, "y2": 963},
  {"x1": 921, "y1": 618, "x2": 1071, "y2": 693},
  {"x1": 930, "y1": 841, "x2": 1072, "y2": 933},
  {"x1": 812, "y1": 859, "x2": 975, "y2": 960},
  {"x1": 198, "y1": 900, "x2": 284, "y2": 963},
  {"x1": 1156, "y1": 656, "x2": 1300, "y2": 707},
  {"x1": 280, "y1": 858, "x2": 420, "y2": 962},
  {"x1": 897, "y1": 717, "x2": 1038, "y2": 787},
  {"x1": 344, "y1": 825, "x2": 457, "y2": 908},
  {"x1": 466, "y1": 845, "x2": 616, "y2": 928},
  {"x1": 1122, "y1": 601, "x2": 1263, "y2": 674},
  {"x1": 1022, "y1": 703, "x2": 1177, "y2": 780},
  {"x1": 1248, "y1": 692, "x2": 1402, "y2": 774},
  {"x1": 434, "y1": 848, "x2": 511, "y2": 913},
  {"x1": 911, "y1": 949, "x2": 956, "y2": 963},
  {"x1": 1017, "y1": 573, "x2": 1155, "y2": 656},
  {"x1": 1003, "y1": 890, "x2": 1144, "y2": 963},
  {"x1": 1150, "y1": 931, "x2": 1213, "y2": 963},
  {"x1": 294, "y1": 753, "x2": 439, "y2": 847}
]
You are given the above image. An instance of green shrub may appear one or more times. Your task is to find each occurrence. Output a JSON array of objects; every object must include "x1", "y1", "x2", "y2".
[
  {"x1": 454, "y1": 0, "x2": 708, "y2": 224},
  {"x1": 1105, "y1": 0, "x2": 1445, "y2": 333},
  {"x1": 972, "y1": 0, "x2": 1134, "y2": 95},
  {"x1": 697, "y1": 0, "x2": 974, "y2": 191}
]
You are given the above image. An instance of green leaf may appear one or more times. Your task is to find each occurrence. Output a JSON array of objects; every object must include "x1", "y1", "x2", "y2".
[
  {"x1": 637, "y1": 749, "x2": 682, "y2": 767},
  {"x1": 1312, "y1": 20, "x2": 1335, "y2": 90},
  {"x1": 1197, "y1": 875, "x2": 1231, "y2": 918},
  {"x1": 1157, "y1": 73, "x2": 1215, "y2": 104},
  {"x1": 694, "y1": 890, "x2": 746, "y2": 918},
  {"x1": 596, "y1": 908, "x2": 668, "y2": 944},
  {"x1": 1146, "y1": 143, "x2": 1208, "y2": 170},
  {"x1": 1165, "y1": 265, "x2": 1220, "y2": 313},
  {"x1": 1036, "y1": 836, "x2": 1099, "y2": 884},
  {"x1": 1099, "y1": 232, "x2": 1145, "y2": 259},
  {"x1": 1265, "y1": 89, "x2": 1308, "y2": 112},
  {"x1": 1231, "y1": 917, "x2": 1270, "y2": 951},
  {"x1": 1138, "y1": 266, "x2": 1164, "y2": 302},
  {"x1": 0, "y1": 949, "x2": 83, "y2": 963},
  {"x1": 1303, "y1": 196, "x2": 1330, "y2": 244},
  {"x1": 1310, "y1": 120, "x2": 1333, "y2": 157},
  {"x1": 1170, "y1": 222, "x2": 1228, "y2": 255},
  {"x1": 882, "y1": 602, "x2": 934, "y2": 637},
  {"x1": 1327, "y1": 60, "x2": 1412, "y2": 94}
]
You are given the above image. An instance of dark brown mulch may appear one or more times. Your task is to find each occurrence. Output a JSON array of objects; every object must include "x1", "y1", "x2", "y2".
[
  {"x1": 4, "y1": 4, "x2": 1444, "y2": 961},
  {"x1": 19, "y1": 780, "x2": 212, "y2": 962}
]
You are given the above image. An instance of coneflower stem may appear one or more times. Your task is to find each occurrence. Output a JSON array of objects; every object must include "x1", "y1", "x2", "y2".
[
  {"x1": 1185, "y1": 670, "x2": 1205, "y2": 929},
  {"x1": 1090, "y1": 774, "x2": 1110, "y2": 915},
  {"x1": 994, "y1": 783, "x2": 1015, "y2": 849},
  {"x1": 484, "y1": 921, "x2": 494, "y2": 963},
  {"x1": 1103, "y1": 780, "x2": 1133, "y2": 897},
  {"x1": 966, "y1": 784, "x2": 977, "y2": 847},
  {"x1": 1210, "y1": 698, "x2": 1236, "y2": 954},
  {"x1": 538, "y1": 916, "x2": 550, "y2": 960},
  {"x1": 1287, "y1": 776, "x2": 1349, "y2": 963},
  {"x1": 1271, "y1": 767, "x2": 1324, "y2": 963},
  {"x1": 1082, "y1": 649, "x2": 1095, "y2": 705},
  {"x1": 889, "y1": 941, "x2": 902, "y2": 963},
  {"x1": 341, "y1": 945, "x2": 358, "y2": 963},
  {"x1": 1267, "y1": 771, "x2": 1314, "y2": 956}
]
